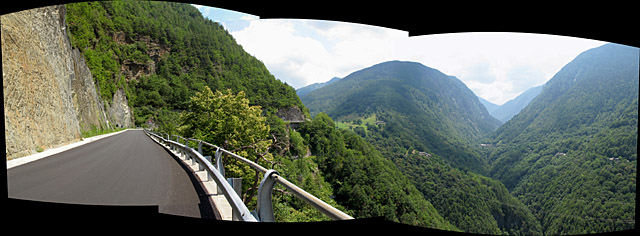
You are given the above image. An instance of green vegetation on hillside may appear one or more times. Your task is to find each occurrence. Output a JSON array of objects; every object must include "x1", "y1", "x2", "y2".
[
  {"x1": 298, "y1": 113, "x2": 459, "y2": 231},
  {"x1": 302, "y1": 61, "x2": 500, "y2": 175},
  {"x1": 300, "y1": 61, "x2": 544, "y2": 234},
  {"x1": 66, "y1": 1, "x2": 304, "y2": 129},
  {"x1": 487, "y1": 43, "x2": 638, "y2": 234},
  {"x1": 393, "y1": 151, "x2": 542, "y2": 235}
]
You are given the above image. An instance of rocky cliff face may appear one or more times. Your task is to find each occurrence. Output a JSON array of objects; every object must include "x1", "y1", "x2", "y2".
[
  {"x1": 276, "y1": 106, "x2": 306, "y2": 122},
  {"x1": 107, "y1": 88, "x2": 133, "y2": 128},
  {"x1": 2, "y1": 5, "x2": 133, "y2": 160}
]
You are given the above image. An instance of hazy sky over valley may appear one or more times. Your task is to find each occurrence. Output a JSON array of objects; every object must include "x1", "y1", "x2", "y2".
[{"x1": 194, "y1": 5, "x2": 606, "y2": 105}]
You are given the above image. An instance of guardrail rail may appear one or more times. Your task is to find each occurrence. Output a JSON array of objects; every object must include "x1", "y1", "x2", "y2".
[{"x1": 143, "y1": 129, "x2": 353, "y2": 222}]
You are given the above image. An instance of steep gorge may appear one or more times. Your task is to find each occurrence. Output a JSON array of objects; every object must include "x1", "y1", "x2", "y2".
[{"x1": 3, "y1": 5, "x2": 133, "y2": 160}]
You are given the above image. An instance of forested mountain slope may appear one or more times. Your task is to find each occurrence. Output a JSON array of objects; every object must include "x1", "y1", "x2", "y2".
[
  {"x1": 301, "y1": 61, "x2": 501, "y2": 174},
  {"x1": 65, "y1": 1, "x2": 305, "y2": 130},
  {"x1": 301, "y1": 61, "x2": 543, "y2": 234},
  {"x1": 298, "y1": 113, "x2": 459, "y2": 231},
  {"x1": 393, "y1": 151, "x2": 542, "y2": 235},
  {"x1": 487, "y1": 43, "x2": 638, "y2": 234}
]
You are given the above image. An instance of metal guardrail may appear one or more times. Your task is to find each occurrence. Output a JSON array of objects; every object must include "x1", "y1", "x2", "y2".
[{"x1": 143, "y1": 129, "x2": 353, "y2": 222}]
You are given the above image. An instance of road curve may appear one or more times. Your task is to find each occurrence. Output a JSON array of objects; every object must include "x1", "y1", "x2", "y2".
[{"x1": 7, "y1": 129, "x2": 217, "y2": 219}]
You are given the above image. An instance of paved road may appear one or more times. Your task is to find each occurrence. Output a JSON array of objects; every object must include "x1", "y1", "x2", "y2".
[{"x1": 7, "y1": 130, "x2": 217, "y2": 219}]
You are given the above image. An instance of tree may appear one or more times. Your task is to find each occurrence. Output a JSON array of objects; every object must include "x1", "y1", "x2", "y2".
[{"x1": 180, "y1": 86, "x2": 273, "y2": 204}]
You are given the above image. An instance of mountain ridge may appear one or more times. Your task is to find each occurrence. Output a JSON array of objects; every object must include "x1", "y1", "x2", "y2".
[
  {"x1": 489, "y1": 85, "x2": 544, "y2": 123},
  {"x1": 300, "y1": 60, "x2": 543, "y2": 234},
  {"x1": 487, "y1": 43, "x2": 638, "y2": 234},
  {"x1": 302, "y1": 60, "x2": 501, "y2": 142},
  {"x1": 479, "y1": 97, "x2": 500, "y2": 114},
  {"x1": 296, "y1": 77, "x2": 341, "y2": 97}
]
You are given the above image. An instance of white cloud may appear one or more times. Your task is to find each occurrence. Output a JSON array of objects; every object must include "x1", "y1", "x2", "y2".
[
  {"x1": 240, "y1": 15, "x2": 257, "y2": 21},
  {"x1": 192, "y1": 4, "x2": 258, "y2": 32},
  {"x1": 228, "y1": 19, "x2": 605, "y2": 105},
  {"x1": 230, "y1": 19, "x2": 407, "y2": 89},
  {"x1": 391, "y1": 32, "x2": 606, "y2": 105},
  {"x1": 329, "y1": 24, "x2": 406, "y2": 76},
  {"x1": 192, "y1": 4, "x2": 205, "y2": 10},
  {"x1": 231, "y1": 20, "x2": 333, "y2": 88}
]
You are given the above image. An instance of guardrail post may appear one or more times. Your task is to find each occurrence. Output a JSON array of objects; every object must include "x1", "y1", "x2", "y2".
[
  {"x1": 255, "y1": 169, "x2": 279, "y2": 222},
  {"x1": 228, "y1": 177, "x2": 243, "y2": 221},
  {"x1": 215, "y1": 147, "x2": 225, "y2": 178},
  {"x1": 188, "y1": 148, "x2": 195, "y2": 165},
  {"x1": 198, "y1": 141, "x2": 203, "y2": 154},
  {"x1": 202, "y1": 155, "x2": 212, "y2": 173},
  {"x1": 184, "y1": 140, "x2": 192, "y2": 164},
  {"x1": 215, "y1": 147, "x2": 225, "y2": 193}
]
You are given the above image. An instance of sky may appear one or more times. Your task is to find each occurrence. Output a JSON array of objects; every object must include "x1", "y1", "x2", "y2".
[{"x1": 193, "y1": 5, "x2": 607, "y2": 106}]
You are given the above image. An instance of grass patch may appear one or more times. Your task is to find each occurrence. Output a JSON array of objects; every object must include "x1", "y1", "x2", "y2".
[
  {"x1": 335, "y1": 114, "x2": 385, "y2": 138},
  {"x1": 336, "y1": 114, "x2": 378, "y2": 130},
  {"x1": 81, "y1": 126, "x2": 127, "y2": 138}
]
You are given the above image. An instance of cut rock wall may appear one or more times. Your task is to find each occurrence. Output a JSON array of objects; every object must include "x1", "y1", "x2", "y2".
[{"x1": 2, "y1": 5, "x2": 133, "y2": 160}]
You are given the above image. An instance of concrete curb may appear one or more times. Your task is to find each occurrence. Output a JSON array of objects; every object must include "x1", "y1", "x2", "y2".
[{"x1": 6, "y1": 129, "x2": 136, "y2": 169}]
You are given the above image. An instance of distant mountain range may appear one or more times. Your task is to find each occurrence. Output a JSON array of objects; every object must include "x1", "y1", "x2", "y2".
[
  {"x1": 479, "y1": 85, "x2": 544, "y2": 123},
  {"x1": 300, "y1": 61, "x2": 542, "y2": 235},
  {"x1": 303, "y1": 71, "x2": 544, "y2": 126},
  {"x1": 299, "y1": 43, "x2": 638, "y2": 234},
  {"x1": 300, "y1": 61, "x2": 501, "y2": 158},
  {"x1": 296, "y1": 77, "x2": 341, "y2": 97},
  {"x1": 488, "y1": 43, "x2": 638, "y2": 234}
]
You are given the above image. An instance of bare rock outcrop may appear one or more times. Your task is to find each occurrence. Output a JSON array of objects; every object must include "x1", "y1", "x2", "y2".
[
  {"x1": 107, "y1": 88, "x2": 134, "y2": 128},
  {"x1": 276, "y1": 106, "x2": 306, "y2": 122}
]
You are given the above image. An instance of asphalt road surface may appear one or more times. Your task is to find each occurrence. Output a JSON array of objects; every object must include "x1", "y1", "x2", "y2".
[{"x1": 7, "y1": 129, "x2": 217, "y2": 219}]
